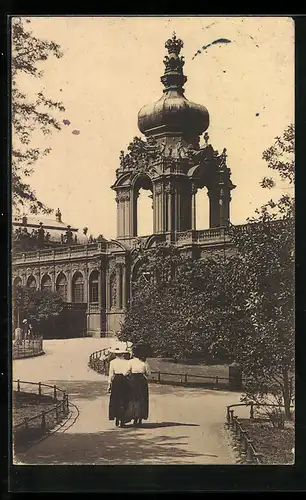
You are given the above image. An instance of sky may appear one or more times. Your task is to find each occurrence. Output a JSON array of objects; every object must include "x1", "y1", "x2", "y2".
[{"x1": 13, "y1": 16, "x2": 294, "y2": 239}]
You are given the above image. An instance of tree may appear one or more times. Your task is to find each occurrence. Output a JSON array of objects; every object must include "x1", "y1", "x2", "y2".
[
  {"x1": 14, "y1": 285, "x2": 64, "y2": 334},
  {"x1": 12, "y1": 17, "x2": 65, "y2": 214},
  {"x1": 119, "y1": 244, "x2": 239, "y2": 361},
  {"x1": 227, "y1": 124, "x2": 295, "y2": 420}
]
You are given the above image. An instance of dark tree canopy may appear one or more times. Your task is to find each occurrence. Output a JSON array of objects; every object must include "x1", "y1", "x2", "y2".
[
  {"x1": 14, "y1": 285, "x2": 64, "y2": 326},
  {"x1": 12, "y1": 17, "x2": 65, "y2": 214}
]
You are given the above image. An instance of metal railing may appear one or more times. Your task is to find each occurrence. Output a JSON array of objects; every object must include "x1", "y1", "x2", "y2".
[
  {"x1": 12, "y1": 337, "x2": 44, "y2": 359},
  {"x1": 13, "y1": 379, "x2": 69, "y2": 433},
  {"x1": 226, "y1": 402, "x2": 295, "y2": 465},
  {"x1": 88, "y1": 349, "x2": 231, "y2": 389}
]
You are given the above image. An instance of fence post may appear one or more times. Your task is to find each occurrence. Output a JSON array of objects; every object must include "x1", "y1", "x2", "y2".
[
  {"x1": 55, "y1": 406, "x2": 59, "y2": 423},
  {"x1": 241, "y1": 431, "x2": 248, "y2": 453},
  {"x1": 184, "y1": 373, "x2": 188, "y2": 384},
  {"x1": 158, "y1": 371, "x2": 161, "y2": 383},
  {"x1": 228, "y1": 362, "x2": 243, "y2": 391},
  {"x1": 41, "y1": 411, "x2": 46, "y2": 429},
  {"x1": 216, "y1": 376, "x2": 219, "y2": 388},
  {"x1": 38, "y1": 382, "x2": 41, "y2": 395},
  {"x1": 17, "y1": 379, "x2": 20, "y2": 392},
  {"x1": 53, "y1": 385, "x2": 57, "y2": 400},
  {"x1": 250, "y1": 402, "x2": 254, "y2": 420},
  {"x1": 246, "y1": 440, "x2": 254, "y2": 464},
  {"x1": 253, "y1": 452, "x2": 263, "y2": 464},
  {"x1": 229, "y1": 410, "x2": 234, "y2": 427},
  {"x1": 226, "y1": 406, "x2": 230, "y2": 425}
]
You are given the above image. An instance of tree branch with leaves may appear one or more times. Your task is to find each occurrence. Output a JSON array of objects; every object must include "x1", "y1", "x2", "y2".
[{"x1": 12, "y1": 17, "x2": 65, "y2": 214}]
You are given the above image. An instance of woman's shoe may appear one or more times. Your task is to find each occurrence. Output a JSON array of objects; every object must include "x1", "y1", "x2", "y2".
[
  {"x1": 115, "y1": 419, "x2": 120, "y2": 427},
  {"x1": 133, "y1": 419, "x2": 138, "y2": 426}
]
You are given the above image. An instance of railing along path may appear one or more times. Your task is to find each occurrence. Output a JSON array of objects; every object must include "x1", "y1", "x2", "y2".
[{"x1": 13, "y1": 379, "x2": 69, "y2": 432}]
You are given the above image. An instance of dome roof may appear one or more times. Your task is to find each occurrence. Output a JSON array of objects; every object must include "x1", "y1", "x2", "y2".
[
  {"x1": 12, "y1": 212, "x2": 88, "y2": 245},
  {"x1": 137, "y1": 33, "x2": 209, "y2": 138},
  {"x1": 138, "y1": 91, "x2": 209, "y2": 136}
]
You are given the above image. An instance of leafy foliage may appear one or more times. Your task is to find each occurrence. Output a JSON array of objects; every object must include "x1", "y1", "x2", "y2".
[
  {"x1": 12, "y1": 17, "x2": 65, "y2": 214},
  {"x1": 119, "y1": 124, "x2": 294, "y2": 419},
  {"x1": 119, "y1": 244, "x2": 237, "y2": 361},
  {"x1": 14, "y1": 285, "x2": 64, "y2": 327}
]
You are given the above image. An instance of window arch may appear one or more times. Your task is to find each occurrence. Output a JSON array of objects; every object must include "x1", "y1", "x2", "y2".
[
  {"x1": 41, "y1": 274, "x2": 52, "y2": 293},
  {"x1": 133, "y1": 174, "x2": 153, "y2": 237},
  {"x1": 27, "y1": 275, "x2": 37, "y2": 289},
  {"x1": 56, "y1": 273, "x2": 68, "y2": 301},
  {"x1": 72, "y1": 272, "x2": 84, "y2": 303},
  {"x1": 89, "y1": 270, "x2": 99, "y2": 303}
]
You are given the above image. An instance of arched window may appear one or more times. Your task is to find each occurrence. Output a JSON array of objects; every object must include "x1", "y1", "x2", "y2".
[
  {"x1": 195, "y1": 187, "x2": 209, "y2": 230},
  {"x1": 89, "y1": 270, "x2": 99, "y2": 303},
  {"x1": 27, "y1": 275, "x2": 37, "y2": 290},
  {"x1": 41, "y1": 274, "x2": 52, "y2": 293},
  {"x1": 133, "y1": 175, "x2": 153, "y2": 237},
  {"x1": 56, "y1": 273, "x2": 68, "y2": 301},
  {"x1": 72, "y1": 272, "x2": 84, "y2": 303}
]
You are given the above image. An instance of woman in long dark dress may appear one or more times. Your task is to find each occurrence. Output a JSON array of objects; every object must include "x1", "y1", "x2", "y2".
[
  {"x1": 126, "y1": 348, "x2": 150, "y2": 426},
  {"x1": 107, "y1": 346, "x2": 131, "y2": 428}
]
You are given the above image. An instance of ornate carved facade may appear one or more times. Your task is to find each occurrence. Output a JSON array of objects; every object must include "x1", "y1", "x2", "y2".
[{"x1": 12, "y1": 33, "x2": 237, "y2": 338}]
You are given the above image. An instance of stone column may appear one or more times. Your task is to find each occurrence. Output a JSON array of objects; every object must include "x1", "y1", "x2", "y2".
[
  {"x1": 116, "y1": 266, "x2": 121, "y2": 309},
  {"x1": 84, "y1": 270, "x2": 88, "y2": 304},
  {"x1": 106, "y1": 270, "x2": 111, "y2": 311},
  {"x1": 67, "y1": 272, "x2": 73, "y2": 302},
  {"x1": 122, "y1": 265, "x2": 127, "y2": 309},
  {"x1": 191, "y1": 185, "x2": 197, "y2": 230},
  {"x1": 98, "y1": 270, "x2": 102, "y2": 308},
  {"x1": 220, "y1": 190, "x2": 229, "y2": 227},
  {"x1": 208, "y1": 185, "x2": 231, "y2": 228}
]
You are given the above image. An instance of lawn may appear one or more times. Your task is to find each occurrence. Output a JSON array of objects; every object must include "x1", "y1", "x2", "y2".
[
  {"x1": 148, "y1": 358, "x2": 229, "y2": 378},
  {"x1": 13, "y1": 391, "x2": 67, "y2": 450},
  {"x1": 239, "y1": 418, "x2": 295, "y2": 465}
]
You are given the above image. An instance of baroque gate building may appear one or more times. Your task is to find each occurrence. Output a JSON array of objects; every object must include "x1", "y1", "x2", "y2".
[{"x1": 12, "y1": 33, "x2": 237, "y2": 338}]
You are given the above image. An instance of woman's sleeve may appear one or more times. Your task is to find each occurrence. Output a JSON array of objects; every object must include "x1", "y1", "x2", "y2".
[
  {"x1": 144, "y1": 361, "x2": 151, "y2": 377},
  {"x1": 108, "y1": 360, "x2": 115, "y2": 385}
]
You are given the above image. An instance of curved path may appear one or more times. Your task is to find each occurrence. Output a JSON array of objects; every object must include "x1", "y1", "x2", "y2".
[{"x1": 13, "y1": 339, "x2": 243, "y2": 465}]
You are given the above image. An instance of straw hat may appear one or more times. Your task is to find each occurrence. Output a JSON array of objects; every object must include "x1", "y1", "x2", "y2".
[
  {"x1": 110, "y1": 345, "x2": 129, "y2": 355},
  {"x1": 22, "y1": 319, "x2": 28, "y2": 323}
]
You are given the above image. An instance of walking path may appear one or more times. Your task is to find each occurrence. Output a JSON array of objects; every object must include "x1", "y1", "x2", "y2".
[{"x1": 13, "y1": 339, "x2": 243, "y2": 465}]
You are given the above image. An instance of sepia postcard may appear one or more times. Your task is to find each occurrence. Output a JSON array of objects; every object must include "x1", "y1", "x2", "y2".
[{"x1": 10, "y1": 15, "x2": 295, "y2": 476}]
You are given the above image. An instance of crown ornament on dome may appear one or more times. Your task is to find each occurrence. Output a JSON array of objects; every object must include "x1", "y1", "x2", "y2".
[
  {"x1": 165, "y1": 32, "x2": 184, "y2": 55},
  {"x1": 161, "y1": 31, "x2": 187, "y2": 93}
]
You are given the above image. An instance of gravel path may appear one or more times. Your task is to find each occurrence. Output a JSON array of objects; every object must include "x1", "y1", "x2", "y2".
[{"x1": 13, "y1": 338, "x2": 243, "y2": 465}]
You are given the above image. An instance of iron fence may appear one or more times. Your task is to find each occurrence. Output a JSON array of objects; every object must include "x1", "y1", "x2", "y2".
[
  {"x1": 12, "y1": 337, "x2": 44, "y2": 359},
  {"x1": 226, "y1": 402, "x2": 295, "y2": 465},
  {"x1": 88, "y1": 348, "x2": 232, "y2": 389},
  {"x1": 13, "y1": 379, "x2": 69, "y2": 435}
]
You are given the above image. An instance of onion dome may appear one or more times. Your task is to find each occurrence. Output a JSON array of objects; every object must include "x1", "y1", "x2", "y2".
[{"x1": 138, "y1": 33, "x2": 209, "y2": 138}]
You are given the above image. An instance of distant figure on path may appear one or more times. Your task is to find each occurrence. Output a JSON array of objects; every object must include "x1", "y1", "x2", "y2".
[
  {"x1": 22, "y1": 319, "x2": 28, "y2": 340},
  {"x1": 107, "y1": 345, "x2": 132, "y2": 428},
  {"x1": 126, "y1": 344, "x2": 151, "y2": 427}
]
